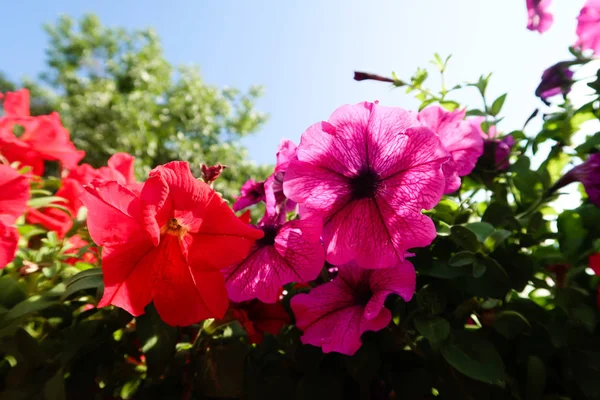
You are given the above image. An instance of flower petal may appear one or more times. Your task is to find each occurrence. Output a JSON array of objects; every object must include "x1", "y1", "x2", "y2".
[
  {"x1": 81, "y1": 180, "x2": 145, "y2": 246},
  {"x1": 108, "y1": 153, "x2": 137, "y2": 184},
  {"x1": 283, "y1": 160, "x2": 351, "y2": 215},
  {"x1": 364, "y1": 260, "x2": 416, "y2": 319},
  {"x1": 3, "y1": 89, "x2": 30, "y2": 117},
  {"x1": 224, "y1": 216, "x2": 325, "y2": 303},
  {"x1": 0, "y1": 222, "x2": 19, "y2": 268},
  {"x1": 0, "y1": 165, "x2": 29, "y2": 223},
  {"x1": 97, "y1": 240, "x2": 155, "y2": 316},
  {"x1": 152, "y1": 235, "x2": 228, "y2": 325}
]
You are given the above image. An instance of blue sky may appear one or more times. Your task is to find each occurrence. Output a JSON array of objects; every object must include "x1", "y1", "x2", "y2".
[{"x1": 1, "y1": 0, "x2": 587, "y2": 164}]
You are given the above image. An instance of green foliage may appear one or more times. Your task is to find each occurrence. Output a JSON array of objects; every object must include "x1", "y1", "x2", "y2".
[
  {"x1": 2, "y1": 13, "x2": 600, "y2": 400},
  {"x1": 7, "y1": 14, "x2": 271, "y2": 200}
]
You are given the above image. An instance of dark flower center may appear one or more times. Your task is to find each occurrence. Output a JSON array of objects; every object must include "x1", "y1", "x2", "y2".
[
  {"x1": 350, "y1": 169, "x2": 381, "y2": 199},
  {"x1": 354, "y1": 282, "x2": 373, "y2": 306},
  {"x1": 258, "y1": 224, "x2": 280, "y2": 246}
]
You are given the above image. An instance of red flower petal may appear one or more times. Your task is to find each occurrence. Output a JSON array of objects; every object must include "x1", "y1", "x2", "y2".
[
  {"x1": 81, "y1": 180, "x2": 145, "y2": 246},
  {"x1": 2, "y1": 89, "x2": 30, "y2": 117},
  {"x1": 152, "y1": 235, "x2": 229, "y2": 325},
  {"x1": 0, "y1": 222, "x2": 19, "y2": 268},
  {"x1": 98, "y1": 240, "x2": 155, "y2": 316},
  {"x1": 0, "y1": 165, "x2": 29, "y2": 223},
  {"x1": 27, "y1": 208, "x2": 72, "y2": 239},
  {"x1": 107, "y1": 153, "x2": 136, "y2": 184}
]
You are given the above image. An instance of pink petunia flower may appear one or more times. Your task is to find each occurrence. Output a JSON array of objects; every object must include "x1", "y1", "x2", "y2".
[
  {"x1": 263, "y1": 139, "x2": 298, "y2": 224},
  {"x1": 283, "y1": 102, "x2": 449, "y2": 269},
  {"x1": 223, "y1": 216, "x2": 324, "y2": 303},
  {"x1": 550, "y1": 153, "x2": 600, "y2": 207},
  {"x1": 233, "y1": 179, "x2": 266, "y2": 212},
  {"x1": 291, "y1": 260, "x2": 415, "y2": 355},
  {"x1": 526, "y1": 0, "x2": 553, "y2": 33},
  {"x1": 418, "y1": 106, "x2": 483, "y2": 193},
  {"x1": 576, "y1": 0, "x2": 600, "y2": 54},
  {"x1": 0, "y1": 165, "x2": 30, "y2": 268},
  {"x1": 470, "y1": 117, "x2": 514, "y2": 171}
]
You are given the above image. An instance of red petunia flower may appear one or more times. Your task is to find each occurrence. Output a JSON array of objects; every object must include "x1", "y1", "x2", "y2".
[
  {"x1": 0, "y1": 89, "x2": 84, "y2": 176},
  {"x1": 231, "y1": 300, "x2": 291, "y2": 344},
  {"x1": 0, "y1": 165, "x2": 30, "y2": 268},
  {"x1": 27, "y1": 153, "x2": 139, "y2": 238},
  {"x1": 63, "y1": 234, "x2": 98, "y2": 265},
  {"x1": 81, "y1": 161, "x2": 264, "y2": 326}
]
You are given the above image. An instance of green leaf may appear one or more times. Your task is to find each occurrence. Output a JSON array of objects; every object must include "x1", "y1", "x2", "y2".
[
  {"x1": 60, "y1": 320, "x2": 102, "y2": 364},
  {"x1": 120, "y1": 378, "x2": 142, "y2": 400},
  {"x1": 17, "y1": 225, "x2": 47, "y2": 239},
  {"x1": 61, "y1": 268, "x2": 104, "y2": 300},
  {"x1": 526, "y1": 356, "x2": 546, "y2": 400},
  {"x1": 449, "y1": 251, "x2": 477, "y2": 267},
  {"x1": 450, "y1": 226, "x2": 480, "y2": 252},
  {"x1": 439, "y1": 100, "x2": 460, "y2": 111},
  {"x1": 44, "y1": 368, "x2": 66, "y2": 400},
  {"x1": 469, "y1": 73, "x2": 492, "y2": 97},
  {"x1": 0, "y1": 276, "x2": 26, "y2": 308},
  {"x1": 27, "y1": 196, "x2": 68, "y2": 209},
  {"x1": 420, "y1": 261, "x2": 470, "y2": 279},
  {"x1": 472, "y1": 260, "x2": 487, "y2": 278},
  {"x1": 0, "y1": 295, "x2": 58, "y2": 324},
  {"x1": 414, "y1": 316, "x2": 450, "y2": 348},
  {"x1": 576, "y1": 131, "x2": 600, "y2": 153},
  {"x1": 345, "y1": 342, "x2": 381, "y2": 385},
  {"x1": 464, "y1": 222, "x2": 495, "y2": 242},
  {"x1": 489, "y1": 94, "x2": 507, "y2": 116},
  {"x1": 441, "y1": 331, "x2": 505, "y2": 386},
  {"x1": 557, "y1": 210, "x2": 588, "y2": 262},
  {"x1": 136, "y1": 303, "x2": 177, "y2": 379},
  {"x1": 492, "y1": 311, "x2": 531, "y2": 339},
  {"x1": 484, "y1": 230, "x2": 512, "y2": 251},
  {"x1": 464, "y1": 257, "x2": 510, "y2": 298},
  {"x1": 571, "y1": 303, "x2": 597, "y2": 333},
  {"x1": 416, "y1": 285, "x2": 447, "y2": 315},
  {"x1": 465, "y1": 109, "x2": 486, "y2": 117}
]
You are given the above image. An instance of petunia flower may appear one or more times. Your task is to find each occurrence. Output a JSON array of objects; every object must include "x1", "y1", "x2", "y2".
[
  {"x1": 535, "y1": 62, "x2": 575, "y2": 104},
  {"x1": 0, "y1": 89, "x2": 84, "y2": 176},
  {"x1": 262, "y1": 139, "x2": 298, "y2": 224},
  {"x1": 290, "y1": 260, "x2": 415, "y2": 355},
  {"x1": 0, "y1": 165, "x2": 30, "y2": 268},
  {"x1": 283, "y1": 101, "x2": 449, "y2": 269},
  {"x1": 223, "y1": 216, "x2": 324, "y2": 303},
  {"x1": 526, "y1": 0, "x2": 553, "y2": 33},
  {"x1": 471, "y1": 117, "x2": 514, "y2": 171},
  {"x1": 63, "y1": 234, "x2": 98, "y2": 265},
  {"x1": 230, "y1": 299, "x2": 291, "y2": 344},
  {"x1": 550, "y1": 153, "x2": 600, "y2": 207},
  {"x1": 27, "y1": 153, "x2": 139, "y2": 238},
  {"x1": 81, "y1": 161, "x2": 263, "y2": 326},
  {"x1": 233, "y1": 179, "x2": 266, "y2": 212},
  {"x1": 418, "y1": 105, "x2": 484, "y2": 193},
  {"x1": 576, "y1": 0, "x2": 600, "y2": 54}
]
